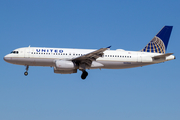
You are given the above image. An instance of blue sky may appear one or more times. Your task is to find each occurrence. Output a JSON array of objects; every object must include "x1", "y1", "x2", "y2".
[{"x1": 0, "y1": 0, "x2": 180, "y2": 120}]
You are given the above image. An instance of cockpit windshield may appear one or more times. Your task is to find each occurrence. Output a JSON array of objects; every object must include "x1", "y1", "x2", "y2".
[{"x1": 10, "y1": 51, "x2": 19, "y2": 54}]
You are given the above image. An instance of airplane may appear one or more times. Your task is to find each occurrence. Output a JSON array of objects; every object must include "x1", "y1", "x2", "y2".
[{"x1": 4, "y1": 26, "x2": 175, "y2": 80}]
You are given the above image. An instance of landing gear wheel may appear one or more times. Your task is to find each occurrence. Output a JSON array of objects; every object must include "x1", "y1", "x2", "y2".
[
  {"x1": 24, "y1": 65, "x2": 29, "y2": 76},
  {"x1": 24, "y1": 71, "x2": 28, "y2": 76},
  {"x1": 81, "y1": 71, "x2": 88, "y2": 80}
]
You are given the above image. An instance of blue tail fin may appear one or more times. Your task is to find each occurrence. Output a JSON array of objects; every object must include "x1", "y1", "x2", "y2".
[{"x1": 141, "y1": 26, "x2": 173, "y2": 54}]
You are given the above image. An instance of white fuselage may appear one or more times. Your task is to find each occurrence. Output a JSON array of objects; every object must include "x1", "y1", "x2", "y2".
[{"x1": 4, "y1": 47, "x2": 175, "y2": 69}]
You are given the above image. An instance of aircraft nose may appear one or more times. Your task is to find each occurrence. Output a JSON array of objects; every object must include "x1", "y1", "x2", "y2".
[
  {"x1": 3, "y1": 56, "x2": 7, "y2": 62},
  {"x1": 3, "y1": 55, "x2": 11, "y2": 62}
]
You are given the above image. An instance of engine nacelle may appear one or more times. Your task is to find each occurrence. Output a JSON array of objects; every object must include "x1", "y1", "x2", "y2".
[
  {"x1": 54, "y1": 67, "x2": 77, "y2": 74},
  {"x1": 55, "y1": 60, "x2": 76, "y2": 70}
]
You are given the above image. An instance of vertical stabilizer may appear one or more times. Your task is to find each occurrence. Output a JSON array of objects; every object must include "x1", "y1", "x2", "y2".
[{"x1": 141, "y1": 26, "x2": 173, "y2": 54}]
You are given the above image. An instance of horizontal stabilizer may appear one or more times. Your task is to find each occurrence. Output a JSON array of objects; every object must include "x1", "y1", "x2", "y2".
[{"x1": 153, "y1": 53, "x2": 173, "y2": 59}]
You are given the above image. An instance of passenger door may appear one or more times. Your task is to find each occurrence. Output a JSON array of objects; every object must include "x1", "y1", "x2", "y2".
[{"x1": 24, "y1": 48, "x2": 30, "y2": 58}]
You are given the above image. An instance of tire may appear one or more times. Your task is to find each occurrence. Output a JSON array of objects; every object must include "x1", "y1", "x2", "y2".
[
  {"x1": 24, "y1": 71, "x2": 28, "y2": 76},
  {"x1": 81, "y1": 71, "x2": 88, "y2": 80}
]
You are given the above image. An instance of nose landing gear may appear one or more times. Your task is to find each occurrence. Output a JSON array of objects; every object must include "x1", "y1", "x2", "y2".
[
  {"x1": 24, "y1": 65, "x2": 29, "y2": 76},
  {"x1": 24, "y1": 71, "x2": 28, "y2": 76}
]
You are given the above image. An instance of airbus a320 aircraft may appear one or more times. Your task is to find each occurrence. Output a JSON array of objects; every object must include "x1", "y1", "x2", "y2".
[{"x1": 4, "y1": 26, "x2": 175, "y2": 80}]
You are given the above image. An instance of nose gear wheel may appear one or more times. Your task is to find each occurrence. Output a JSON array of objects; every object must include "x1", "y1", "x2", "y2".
[{"x1": 24, "y1": 65, "x2": 29, "y2": 76}]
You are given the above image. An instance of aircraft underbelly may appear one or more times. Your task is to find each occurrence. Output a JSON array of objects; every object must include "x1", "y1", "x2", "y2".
[
  {"x1": 6, "y1": 57, "x2": 157, "y2": 69},
  {"x1": 97, "y1": 61, "x2": 152, "y2": 69},
  {"x1": 5, "y1": 57, "x2": 55, "y2": 66}
]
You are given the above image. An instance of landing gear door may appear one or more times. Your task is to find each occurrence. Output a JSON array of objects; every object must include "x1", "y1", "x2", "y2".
[{"x1": 24, "y1": 48, "x2": 30, "y2": 58}]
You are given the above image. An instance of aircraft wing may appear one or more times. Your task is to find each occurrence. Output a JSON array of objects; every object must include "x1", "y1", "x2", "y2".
[
  {"x1": 153, "y1": 53, "x2": 174, "y2": 59},
  {"x1": 72, "y1": 46, "x2": 111, "y2": 63}
]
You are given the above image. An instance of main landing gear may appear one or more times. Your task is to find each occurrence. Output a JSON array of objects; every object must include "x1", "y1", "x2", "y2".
[
  {"x1": 24, "y1": 65, "x2": 29, "y2": 76},
  {"x1": 81, "y1": 70, "x2": 88, "y2": 80}
]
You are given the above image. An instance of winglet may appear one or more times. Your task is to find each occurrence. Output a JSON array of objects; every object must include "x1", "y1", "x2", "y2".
[{"x1": 107, "y1": 46, "x2": 111, "y2": 48}]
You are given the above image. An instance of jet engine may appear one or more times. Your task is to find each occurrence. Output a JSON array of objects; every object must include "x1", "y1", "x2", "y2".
[
  {"x1": 54, "y1": 68, "x2": 77, "y2": 74},
  {"x1": 55, "y1": 60, "x2": 76, "y2": 69},
  {"x1": 54, "y1": 60, "x2": 77, "y2": 74}
]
